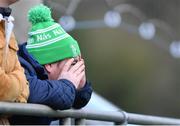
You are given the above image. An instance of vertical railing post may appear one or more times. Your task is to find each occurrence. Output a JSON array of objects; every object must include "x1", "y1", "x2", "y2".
[
  {"x1": 60, "y1": 118, "x2": 72, "y2": 125},
  {"x1": 75, "y1": 118, "x2": 86, "y2": 125},
  {"x1": 114, "y1": 122, "x2": 122, "y2": 125}
]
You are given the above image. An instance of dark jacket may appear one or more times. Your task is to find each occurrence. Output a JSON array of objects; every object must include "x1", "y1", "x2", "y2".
[{"x1": 10, "y1": 43, "x2": 92, "y2": 125}]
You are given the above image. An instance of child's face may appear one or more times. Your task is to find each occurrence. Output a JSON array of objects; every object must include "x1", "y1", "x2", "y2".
[{"x1": 45, "y1": 56, "x2": 81, "y2": 80}]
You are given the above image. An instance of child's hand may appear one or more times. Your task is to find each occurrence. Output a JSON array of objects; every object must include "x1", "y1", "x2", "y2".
[
  {"x1": 77, "y1": 58, "x2": 86, "y2": 90},
  {"x1": 58, "y1": 59, "x2": 85, "y2": 89}
]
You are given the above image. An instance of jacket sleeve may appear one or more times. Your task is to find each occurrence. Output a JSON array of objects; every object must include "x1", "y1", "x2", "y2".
[
  {"x1": 73, "y1": 81, "x2": 93, "y2": 109},
  {"x1": 0, "y1": 56, "x2": 29, "y2": 102},
  {"x1": 26, "y1": 70, "x2": 76, "y2": 110},
  {"x1": 14, "y1": 56, "x2": 29, "y2": 103}
]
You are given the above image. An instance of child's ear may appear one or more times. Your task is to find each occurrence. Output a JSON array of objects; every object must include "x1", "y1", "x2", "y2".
[{"x1": 44, "y1": 64, "x2": 52, "y2": 73}]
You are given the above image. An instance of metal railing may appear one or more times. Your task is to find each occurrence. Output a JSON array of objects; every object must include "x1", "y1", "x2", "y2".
[{"x1": 0, "y1": 102, "x2": 180, "y2": 125}]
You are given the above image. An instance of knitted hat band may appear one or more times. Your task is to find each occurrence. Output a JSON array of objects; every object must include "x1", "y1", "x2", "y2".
[
  {"x1": 27, "y1": 31, "x2": 70, "y2": 48},
  {"x1": 28, "y1": 37, "x2": 80, "y2": 65}
]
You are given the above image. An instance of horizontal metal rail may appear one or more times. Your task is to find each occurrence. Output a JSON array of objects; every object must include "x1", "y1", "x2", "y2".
[{"x1": 0, "y1": 102, "x2": 180, "y2": 125}]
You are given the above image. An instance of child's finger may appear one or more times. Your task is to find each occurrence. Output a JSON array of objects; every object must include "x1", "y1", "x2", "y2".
[
  {"x1": 69, "y1": 61, "x2": 83, "y2": 73},
  {"x1": 74, "y1": 65, "x2": 85, "y2": 76},
  {"x1": 61, "y1": 58, "x2": 74, "y2": 72}
]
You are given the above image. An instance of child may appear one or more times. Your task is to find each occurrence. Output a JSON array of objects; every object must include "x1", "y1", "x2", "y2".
[
  {"x1": 10, "y1": 4, "x2": 92, "y2": 125},
  {"x1": 0, "y1": 0, "x2": 29, "y2": 124}
]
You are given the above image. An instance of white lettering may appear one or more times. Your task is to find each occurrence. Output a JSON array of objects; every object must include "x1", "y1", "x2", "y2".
[
  {"x1": 53, "y1": 29, "x2": 63, "y2": 36},
  {"x1": 36, "y1": 34, "x2": 52, "y2": 42}
]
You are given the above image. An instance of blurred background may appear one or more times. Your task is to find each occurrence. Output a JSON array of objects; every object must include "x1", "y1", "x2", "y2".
[{"x1": 11, "y1": 0, "x2": 180, "y2": 118}]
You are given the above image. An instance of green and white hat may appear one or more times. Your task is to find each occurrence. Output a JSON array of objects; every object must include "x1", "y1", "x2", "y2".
[{"x1": 26, "y1": 4, "x2": 80, "y2": 65}]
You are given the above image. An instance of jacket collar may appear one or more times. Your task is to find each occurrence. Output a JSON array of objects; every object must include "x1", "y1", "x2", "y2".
[
  {"x1": 0, "y1": 7, "x2": 11, "y2": 17},
  {"x1": 18, "y1": 43, "x2": 48, "y2": 79}
]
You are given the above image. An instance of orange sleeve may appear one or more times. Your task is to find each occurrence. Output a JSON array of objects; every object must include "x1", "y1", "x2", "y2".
[
  {"x1": 0, "y1": 66, "x2": 22, "y2": 101},
  {"x1": 0, "y1": 55, "x2": 29, "y2": 102},
  {"x1": 13, "y1": 55, "x2": 29, "y2": 103}
]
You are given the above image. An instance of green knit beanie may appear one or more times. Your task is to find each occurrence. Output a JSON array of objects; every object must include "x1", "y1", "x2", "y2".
[{"x1": 26, "y1": 4, "x2": 80, "y2": 65}]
